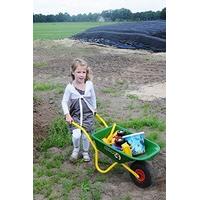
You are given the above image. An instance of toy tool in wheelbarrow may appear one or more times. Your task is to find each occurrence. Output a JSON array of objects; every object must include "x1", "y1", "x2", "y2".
[{"x1": 71, "y1": 113, "x2": 160, "y2": 188}]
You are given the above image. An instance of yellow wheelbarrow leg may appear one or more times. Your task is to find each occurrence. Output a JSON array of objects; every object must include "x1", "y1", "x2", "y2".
[
  {"x1": 121, "y1": 163, "x2": 140, "y2": 179},
  {"x1": 94, "y1": 149, "x2": 118, "y2": 174},
  {"x1": 71, "y1": 121, "x2": 118, "y2": 174}
]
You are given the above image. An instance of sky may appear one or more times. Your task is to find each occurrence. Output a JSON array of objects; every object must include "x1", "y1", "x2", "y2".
[{"x1": 33, "y1": 0, "x2": 166, "y2": 15}]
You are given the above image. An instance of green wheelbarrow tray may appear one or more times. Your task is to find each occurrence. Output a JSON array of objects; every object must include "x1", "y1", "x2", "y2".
[
  {"x1": 71, "y1": 114, "x2": 161, "y2": 188},
  {"x1": 92, "y1": 124, "x2": 160, "y2": 163}
]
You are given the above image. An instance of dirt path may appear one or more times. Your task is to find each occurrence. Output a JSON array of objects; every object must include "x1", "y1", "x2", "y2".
[{"x1": 33, "y1": 38, "x2": 166, "y2": 199}]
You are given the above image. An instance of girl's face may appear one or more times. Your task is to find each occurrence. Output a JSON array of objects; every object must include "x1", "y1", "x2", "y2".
[{"x1": 73, "y1": 65, "x2": 87, "y2": 84}]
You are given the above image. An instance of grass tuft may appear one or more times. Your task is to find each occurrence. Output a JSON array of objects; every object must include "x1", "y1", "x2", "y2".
[
  {"x1": 39, "y1": 117, "x2": 71, "y2": 151},
  {"x1": 127, "y1": 94, "x2": 139, "y2": 100},
  {"x1": 33, "y1": 62, "x2": 48, "y2": 68},
  {"x1": 119, "y1": 116, "x2": 165, "y2": 131},
  {"x1": 33, "y1": 82, "x2": 64, "y2": 94}
]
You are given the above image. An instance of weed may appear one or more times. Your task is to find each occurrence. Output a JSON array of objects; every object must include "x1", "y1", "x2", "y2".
[
  {"x1": 101, "y1": 87, "x2": 118, "y2": 96},
  {"x1": 157, "y1": 140, "x2": 166, "y2": 148},
  {"x1": 46, "y1": 169, "x2": 54, "y2": 177},
  {"x1": 81, "y1": 180, "x2": 90, "y2": 192},
  {"x1": 48, "y1": 188, "x2": 63, "y2": 200},
  {"x1": 33, "y1": 82, "x2": 64, "y2": 94},
  {"x1": 127, "y1": 94, "x2": 139, "y2": 100},
  {"x1": 33, "y1": 62, "x2": 48, "y2": 68},
  {"x1": 33, "y1": 82, "x2": 54, "y2": 91},
  {"x1": 49, "y1": 176, "x2": 60, "y2": 184},
  {"x1": 45, "y1": 159, "x2": 62, "y2": 169},
  {"x1": 116, "y1": 79, "x2": 125, "y2": 85},
  {"x1": 91, "y1": 182, "x2": 102, "y2": 200},
  {"x1": 119, "y1": 116, "x2": 165, "y2": 131},
  {"x1": 43, "y1": 151, "x2": 53, "y2": 159},
  {"x1": 39, "y1": 117, "x2": 71, "y2": 151},
  {"x1": 62, "y1": 179, "x2": 77, "y2": 198},
  {"x1": 147, "y1": 131, "x2": 159, "y2": 141},
  {"x1": 96, "y1": 99, "x2": 104, "y2": 110},
  {"x1": 55, "y1": 85, "x2": 65, "y2": 94},
  {"x1": 126, "y1": 103, "x2": 136, "y2": 110},
  {"x1": 96, "y1": 99, "x2": 111, "y2": 111},
  {"x1": 122, "y1": 195, "x2": 132, "y2": 200},
  {"x1": 56, "y1": 171, "x2": 70, "y2": 179},
  {"x1": 33, "y1": 178, "x2": 52, "y2": 195},
  {"x1": 141, "y1": 102, "x2": 151, "y2": 115},
  {"x1": 86, "y1": 167, "x2": 96, "y2": 176},
  {"x1": 146, "y1": 131, "x2": 165, "y2": 148},
  {"x1": 80, "y1": 180, "x2": 91, "y2": 200},
  {"x1": 95, "y1": 174, "x2": 107, "y2": 182},
  {"x1": 36, "y1": 167, "x2": 46, "y2": 177}
]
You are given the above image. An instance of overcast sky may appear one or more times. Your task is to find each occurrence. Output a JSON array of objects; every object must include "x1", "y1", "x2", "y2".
[{"x1": 33, "y1": 0, "x2": 166, "y2": 15}]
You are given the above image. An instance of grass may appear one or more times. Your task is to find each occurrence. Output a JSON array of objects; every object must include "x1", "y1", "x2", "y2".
[
  {"x1": 39, "y1": 114, "x2": 165, "y2": 152},
  {"x1": 34, "y1": 114, "x2": 165, "y2": 199},
  {"x1": 33, "y1": 82, "x2": 64, "y2": 94},
  {"x1": 33, "y1": 62, "x2": 48, "y2": 68},
  {"x1": 96, "y1": 98, "x2": 111, "y2": 110},
  {"x1": 122, "y1": 196, "x2": 132, "y2": 200},
  {"x1": 118, "y1": 116, "x2": 165, "y2": 132},
  {"x1": 127, "y1": 94, "x2": 139, "y2": 100},
  {"x1": 33, "y1": 22, "x2": 115, "y2": 40},
  {"x1": 101, "y1": 87, "x2": 116, "y2": 94},
  {"x1": 90, "y1": 183, "x2": 102, "y2": 200},
  {"x1": 146, "y1": 131, "x2": 165, "y2": 148},
  {"x1": 39, "y1": 117, "x2": 71, "y2": 151},
  {"x1": 62, "y1": 179, "x2": 77, "y2": 199},
  {"x1": 126, "y1": 103, "x2": 137, "y2": 110},
  {"x1": 101, "y1": 87, "x2": 120, "y2": 97},
  {"x1": 44, "y1": 158, "x2": 63, "y2": 169},
  {"x1": 34, "y1": 178, "x2": 53, "y2": 197}
]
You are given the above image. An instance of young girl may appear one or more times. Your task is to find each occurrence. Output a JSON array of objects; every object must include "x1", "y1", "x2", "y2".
[{"x1": 62, "y1": 58, "x2": 96, "y2": 162}]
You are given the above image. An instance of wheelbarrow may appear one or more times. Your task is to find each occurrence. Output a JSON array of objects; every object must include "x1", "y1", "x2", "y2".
[{"x1": 71, "y1": 113, "x2": 160, "y2": 188}]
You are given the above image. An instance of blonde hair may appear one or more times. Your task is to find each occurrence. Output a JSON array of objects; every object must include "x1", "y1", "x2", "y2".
[{"x1": 70, "y1": 58, "x2": 93, "y2": 81}]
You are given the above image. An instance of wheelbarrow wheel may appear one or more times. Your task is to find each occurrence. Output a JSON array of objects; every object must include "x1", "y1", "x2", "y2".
[{"x1": 129, "y1": 161, "x2": 153, "y2": 188}]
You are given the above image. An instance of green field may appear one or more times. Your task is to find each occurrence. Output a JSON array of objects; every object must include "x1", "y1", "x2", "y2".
[{"x1": 33, "y1": 22, "x2": 114, "y2": 40}]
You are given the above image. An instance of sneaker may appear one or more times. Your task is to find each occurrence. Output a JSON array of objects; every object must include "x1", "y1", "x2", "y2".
[
  {"x1": 82, "y1": 152, "x2": 90, "y2": 162},
  {"x1": 70, "y1": 151, "x2": 79, "y2": 162}
]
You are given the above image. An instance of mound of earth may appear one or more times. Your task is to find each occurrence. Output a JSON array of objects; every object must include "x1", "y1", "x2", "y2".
[
  {"x1": 33, "y1": 97, "x2": 58, "y2": 160},
  {"x1": 72, "y1": 20, "x2": 166, "y2": 52}
]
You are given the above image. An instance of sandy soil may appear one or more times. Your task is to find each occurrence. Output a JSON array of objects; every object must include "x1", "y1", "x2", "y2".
[
  {"x1": 125, "y1": 82, "x2": 166, "y2": 101},
  {"x1": 33, "y1": 38, "x2": 166, "y2": 199}
]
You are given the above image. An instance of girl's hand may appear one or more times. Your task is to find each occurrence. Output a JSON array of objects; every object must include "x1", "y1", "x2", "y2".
[{"x1": 65, "y1": 114, "x2": 74, "y2": 124}]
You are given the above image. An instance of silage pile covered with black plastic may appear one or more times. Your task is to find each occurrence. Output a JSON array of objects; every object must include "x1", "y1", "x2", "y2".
[{"x1": 72, "y1": 20, "x2": 166, "y2": 52}]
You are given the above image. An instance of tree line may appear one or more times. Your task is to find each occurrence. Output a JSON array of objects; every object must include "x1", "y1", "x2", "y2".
[{"x1": 33, "y1": 8, "x2": 166, "y2": 23}]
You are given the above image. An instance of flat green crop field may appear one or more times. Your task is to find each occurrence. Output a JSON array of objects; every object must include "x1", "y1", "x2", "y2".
[{"x1": 33, "y1": 22, "x2": 114, "y2": 40}]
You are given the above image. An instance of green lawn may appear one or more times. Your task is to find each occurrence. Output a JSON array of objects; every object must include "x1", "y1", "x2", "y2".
[{"x1": 33, "y1": 22, "x2": 114, "y2": 40}]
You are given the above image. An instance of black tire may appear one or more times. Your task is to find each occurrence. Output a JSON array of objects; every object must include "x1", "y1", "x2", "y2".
[{"x1": 129, "y1": 161, "x2": 153, "y2": 188}]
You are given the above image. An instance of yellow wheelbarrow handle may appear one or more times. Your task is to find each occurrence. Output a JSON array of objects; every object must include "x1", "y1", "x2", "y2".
[
  {"x1": 71, "y1": 114, "x2": 139, "y2": 179},
  {"x1": 95, "y1": 113, "x2": 108, "y2": 127},
  {"x1": 71, "y1": 120, "x2": 118, "y2": 173}
]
